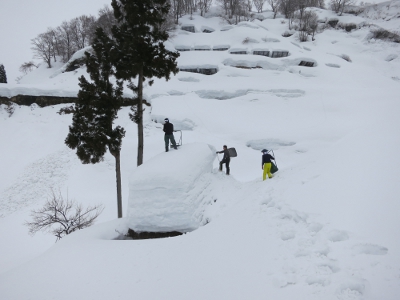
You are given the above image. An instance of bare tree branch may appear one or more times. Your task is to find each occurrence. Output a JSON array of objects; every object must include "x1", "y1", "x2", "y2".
[{"x1": 25, "y1": 190, "x2": 104, "y2": 241}]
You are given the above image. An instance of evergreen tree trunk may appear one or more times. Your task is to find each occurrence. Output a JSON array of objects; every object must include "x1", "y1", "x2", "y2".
[
  {"x1": 137, "y1": 65, "x2": 144, "y2": 166},
  {"x1": 114, "y1": 150, "x2": 123, "y2": 218}
]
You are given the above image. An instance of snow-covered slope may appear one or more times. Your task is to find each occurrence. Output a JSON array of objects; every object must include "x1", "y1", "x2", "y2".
[
  {"x1": 1, "y1": 6, "x2": 400, "y2": 300},
  {"x1": 360, "y1": 0, "x2": 400, "y2": 30}
]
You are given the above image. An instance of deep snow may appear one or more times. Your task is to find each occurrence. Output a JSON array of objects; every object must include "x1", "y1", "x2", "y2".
[{"x1": 1, "y1": 3, "x2": 400, "y2": 300}]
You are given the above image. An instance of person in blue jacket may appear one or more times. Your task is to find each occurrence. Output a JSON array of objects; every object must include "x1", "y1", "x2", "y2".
[{"x1": 261, "y1": 149, "x2": 275, "y2": 180}]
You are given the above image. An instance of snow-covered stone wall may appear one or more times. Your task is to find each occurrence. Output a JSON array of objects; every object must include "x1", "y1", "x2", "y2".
[{"x1": 127, "y1": 143, "x2": 216, "y2": 233}]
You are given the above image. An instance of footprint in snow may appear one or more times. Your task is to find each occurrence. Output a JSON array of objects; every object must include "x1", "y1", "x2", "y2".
[
  {"x1": 336, "y1": 278, "x2": 368, "y2": 300},
  {"x1": 306, "y1": 275, "x2": 331, "y2": 286},
  {"x1": 327, "y1": 229, "x2": 349, "y2": 242},
  {"x1": 307, "y1": 222, "x2": 323, "y2": 235},
  {"x1": 317, "y1": 261, "x2": 340, "y2": 275},
  {"x1": 280, "y1": 230, "x2": 296, "y2": 241},
  {"x1": 352, "y1": 243, "x2": 388, "y2": 255}
]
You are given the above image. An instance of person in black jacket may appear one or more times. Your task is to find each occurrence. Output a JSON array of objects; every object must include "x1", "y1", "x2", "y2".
[
  {"x1": 216, "y1": 145, "x2": 230, "y2": 175},
  {"x1": 163, "y1": 118, "x2": 177, "y2": 152},
  {"x1": 261, "y1": 149, "x2": 275, "y2": 180}
]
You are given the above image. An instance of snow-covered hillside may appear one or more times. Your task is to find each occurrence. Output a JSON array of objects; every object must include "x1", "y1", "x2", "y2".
[{"x1": 1, "y1": 5, "x2": 400, "y2": 300}]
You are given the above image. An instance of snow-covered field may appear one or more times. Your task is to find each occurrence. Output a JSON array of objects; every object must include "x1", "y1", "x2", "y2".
[{"x1": 1, "y1": 4, "x2": 400, "y2": 300}]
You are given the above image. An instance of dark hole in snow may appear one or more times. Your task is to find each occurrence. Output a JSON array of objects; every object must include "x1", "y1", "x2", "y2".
[
  {"x1": 194, "y1": 46, "x2": 211, "y2": 51},
  {"x1": 253, "y1": 50, "x2": 270, "y2": 57},
  {"x1": 213, "y1": 47, "x2": 229, "y2": 51},
  {"x1": 179, "y1": 67, "x2": 218, "y2": 75},
  {"x1": 126, "y1": 229, "x2": 183, "y2": 240},
  {"x1": 299, "y1": 61, "x2": 315, "y2": 67},
  {"x1": 230, "y1": 51, "x2": 247, "y2": 55},
  {"x1": 271, "y1": 51, "x2": 289, "y2": 58},
  {"x1": 181, "y1": 26, "x2": 195, "y2": 33},
  {"x1": 235, "y1": 65, "x2": 262, "y2": 69}
]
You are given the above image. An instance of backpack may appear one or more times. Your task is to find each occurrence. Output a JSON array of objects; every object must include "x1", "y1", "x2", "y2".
[{"x1": 270, "y1": 161, "x2": 278, "y2": 174}]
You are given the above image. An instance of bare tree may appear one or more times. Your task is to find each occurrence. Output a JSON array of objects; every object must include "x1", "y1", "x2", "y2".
[
  {"x1": 296, "y1": 10, "x2": 319, "y2": 41},
  {"x1": 19, "y1": 61, "x2": 38, "y2": 74},
  {"x1": 170, "y1": 0, "x2": 185, "y2": 24},
  {"x1": 245, "y1": 0, "x2": 253, "y2": 12},
  {"x1": 253, "y1": 0, "x2": 267, "y2": 12},
  {"x1": 56, "y1": 21, "x2": 75, "y2": 62},
  {"x1": 31, "y1": 30, "x2": 55, "y2": 68},
  {"x1": 70, "y1": 15, "x2": 96, "y2": 50},
  {"x1": 198, "y1": 0, "x2": 213, "y2": 16},
  {"x1": 306, "y1": 11, "x2": 319, "y2": 40},
  {"x1": 267, "y1": 0, "x2": 279, "y2": 18},
  {"x1": 278, "y1": 0, "x2": 297, "y2": 27},
  {"x1": 330, "y1": 0, "x2": 354, "y2": 15},
  {"x1": 25, "y1": 190, "x2": 104, "y2": 241},
  {"x1": 217, "y1": 0, "x2": 252, "y2": 24},
  {"x1": 96, "y1": 5, "x2": 117, "y2": 38}
]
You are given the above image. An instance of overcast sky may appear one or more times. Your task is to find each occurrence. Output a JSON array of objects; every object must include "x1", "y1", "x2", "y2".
[{"x1": 0, "y1": 0, "x2": 110, "y2": 82}]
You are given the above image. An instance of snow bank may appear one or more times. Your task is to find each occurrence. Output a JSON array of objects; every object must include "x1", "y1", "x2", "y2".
[{"x1": 127, "y1": 143, "x2": 216, "y2": 232}]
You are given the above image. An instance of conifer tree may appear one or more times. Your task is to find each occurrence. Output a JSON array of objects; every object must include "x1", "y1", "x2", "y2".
[
  {"x1": 65, "y1": 28, "x2": 125, "y2": 218},
  {"x1": 0, "y1": 64, "x2": 7, "y2": 83},
  {"x1": 111, "y1": 0, "x2": 179, "y2": 166}
]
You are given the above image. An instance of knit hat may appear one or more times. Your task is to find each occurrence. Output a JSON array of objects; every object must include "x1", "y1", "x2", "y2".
[
  {"x1": 164, "y1": 118, "x2": 169, "y2": 122},
  {"x1": 261, "y1": 149, "x2": 268, "y2": 153}
]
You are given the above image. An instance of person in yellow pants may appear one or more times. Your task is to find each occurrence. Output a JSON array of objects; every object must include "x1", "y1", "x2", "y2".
[{"x1": 261, "y1": 149, "x2": 275, "y2": 181}]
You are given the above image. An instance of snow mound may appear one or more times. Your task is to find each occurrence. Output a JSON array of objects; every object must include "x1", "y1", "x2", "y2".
[{"x1": 128, "y1": 143, "x2": 216, "y2": 232}]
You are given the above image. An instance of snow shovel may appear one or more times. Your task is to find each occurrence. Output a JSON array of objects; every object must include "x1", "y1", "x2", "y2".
[
  {"x1": 171, "y1": 130, "x2": 182, "y2": 147},
  {"x1": 228, "y1": 147, "x2": 237, "y2": 157}
]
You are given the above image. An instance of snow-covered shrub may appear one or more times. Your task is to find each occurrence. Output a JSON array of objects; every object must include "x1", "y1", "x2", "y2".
[
  {"x1": 345, "y1": 7, "x2": 364, "y2": 15},
  {"x1": 340, "y1": 54, "x2": 352, "y2": 62},
  {"x1": 65, "y1": 57, "x2": 86, "y2": 72},
  {"x1": 371, "y1": 29, "x2": 400, "y2": 43},
  {"x1": 282, "y1": 31, "x2": 294, "y2": 37},
  {"x1": 338, "y1": 22, "x2": 357, "y2": 32},
  {"x1": 385, "y1": 54, "x2": 398, "y2": 62},
  {"x1": 5, "y1": 101, "x2": 15, "y2": 117},
  {"x1": 19, "y1": 61, "x2": 37, "y2": 74},
  {"x1": 298, "y1": 30, "x2": 309, "y2": 42},
  {"x1": 57, "y1": 105, "x2": 75, "y2": 115},
  {"x1": 327, "y1": 18, "x2": 339, "y2": 28},
  {"x1": 242, "y1": 37, "x2": 259, "y2": 44},
  {"x1": 344, "y1": 23, "x2": 357, "y2": 32}
]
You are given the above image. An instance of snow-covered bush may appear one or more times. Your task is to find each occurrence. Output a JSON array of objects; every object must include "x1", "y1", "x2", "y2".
[
  {"x1": 242, "y1": 37, "x2": 259, "y2": 44},
  {"x1": 298, "y1": 30, "x2": 308, "y2": 42},
  {"x1": 371, "y1": 29, "x2": 400, "y2": 43},
  {"x1": 340, "y1": 54, "x2": 352, "y2": 62},
  {"x1": 64, "y1": 57, "x2": 86, "y2": 72},
  {"x1": 344, "y1": 23, "x2": 357, "y2": 32},
  {"x1": 5, "y1": 101, "x2": 15, "y2": 117},
  {"x1": 282, "y1": 31, "x2": 294, "y2": 37},
  {"x1": 57, "y1": 105, "x2": 75, "y2": 115},
  {"x1": 328, "y1": 18, "x2": 339, "y2": 28}
]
